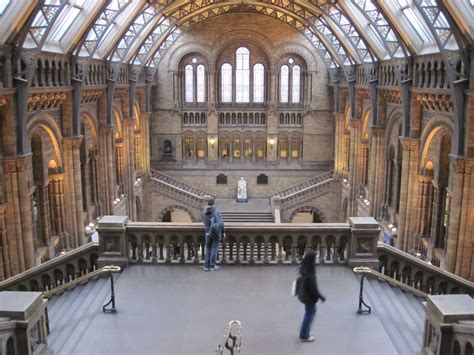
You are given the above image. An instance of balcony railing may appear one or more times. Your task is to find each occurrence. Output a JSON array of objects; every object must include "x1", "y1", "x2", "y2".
[
  {"x1": 0, "y1": 242, "x2": 100, "y2": 293},
  {"x1": 96, "y1": 216, "x2": 381, "y2": 271},
  {"x1": 377, "y1": 242, "x2": 474, "y2": 296}
]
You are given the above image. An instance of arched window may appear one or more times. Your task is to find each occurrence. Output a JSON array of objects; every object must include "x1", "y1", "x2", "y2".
[
  {"x1": 221, "y1": 63, "x2": 232, "y2": 102},
  {"x1": 279, "y1": 57, "x2": 303, "y2": 105},
  {"x1": 253, "y1": 63, "x2": 264, "y2": 103},
  {"x1": 280, "y1": 65, "x2": 289, "y2": 103},
  {"x1": 236, "y1": 47, "x2": 250, "y2": 103},
  {"x1": 185, "y1": 65, "x2": 193, "y2": 103},
  {"x1": 196, "y1": 65, "x2": 205, "y2": 103},
  {"x1": 292, "y1": 65, "x2": 301, "y2": 103},
  {"x1": 218, "y1": 46, "x2": 267, "y2": 106},
  {"x1": 182, "y1": 57, "x2": 206, "y2": 105}
]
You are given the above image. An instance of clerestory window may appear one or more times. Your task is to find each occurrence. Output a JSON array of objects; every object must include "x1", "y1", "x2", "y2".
[
  {"x1": 182, "y1": 56, "x2": 207, "y2": 106},
  {"x1": 219, "y1": 46, "x2": 267, "y2": 106},
  {"x1": 279, "y1": 57, "x2": 303, "y2": 106}
]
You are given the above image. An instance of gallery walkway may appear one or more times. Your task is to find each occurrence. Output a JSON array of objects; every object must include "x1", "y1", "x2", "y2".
[{"x1": 47, "y1": 265, "x2": 425, "y2": 355}]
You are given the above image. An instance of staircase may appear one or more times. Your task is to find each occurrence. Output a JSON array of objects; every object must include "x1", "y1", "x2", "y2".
[
  {"x1": 150, "y1": 169, "x2": 212, "y2": 208},
  {"x1": 272, "y1": 170, "x2": 335, "y2": 209},
  {"x1": 46, "y1": 276, "x2": 117, "y2": 355},
  {"x1": 363, "y1": 277, "x2": 425, "y2": 355},
  {"x1": 221, "y1": 211, "x2": 273, "y2": 223}
]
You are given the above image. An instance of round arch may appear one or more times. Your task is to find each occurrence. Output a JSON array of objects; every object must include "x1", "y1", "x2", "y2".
[{"x1": 158, "y1": 205, "x2": 196, "y2": 222}]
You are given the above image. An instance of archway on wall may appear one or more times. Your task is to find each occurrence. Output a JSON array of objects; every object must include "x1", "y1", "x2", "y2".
[
  {"x1": 159, "y1": 206, "x2": 193, "y2": 223},
  {"x1": 290, "y1": 206, "x2": 323, "y2": 223},
  {"x1": 31, "y1": 132, "x2": 45, "y2": 250}
]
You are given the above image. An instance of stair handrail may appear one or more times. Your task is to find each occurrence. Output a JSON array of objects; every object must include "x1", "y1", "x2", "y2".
[
  {"x1": 216, "y1": 320, "x2": 242, "y2": 355},
  {"x1": 150, "y1": 169, "x2": 212, "y2": 198},
  {"x1": 0, "y1": 242, "x2": 99, "y2": 291},
  {"x1": 377, "y1": 241, "x2": 474, "y2": 293},
  {"x1": 42, "y1": 265, "x2": 121, "y2": 299},
  {"x1": 274, "y1": 170, "x2": 334, "y2": 198},
  {"x1": 353, "y1": 266, "x2": 428, "y2": 299}
]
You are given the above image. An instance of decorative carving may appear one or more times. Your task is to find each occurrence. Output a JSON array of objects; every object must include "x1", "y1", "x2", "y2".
[
  {"x1": 27, "y1": 92, "x2": 67, "y2": 111},
  {"x1": 357, "y1": 88, "x2": 370, "y2": 100},
  {"x1": 415, "y1": 93, "x2": 453, "y2": 112},
  {"x1": 0, "y1": 97, "x2": 8, "y2": 106},
  {"x1": 381, "y1": 89, "x2": 402, "y2": 105},
  {"x1": 81, "y1": 89, "x2": 103, "y2": 103}
]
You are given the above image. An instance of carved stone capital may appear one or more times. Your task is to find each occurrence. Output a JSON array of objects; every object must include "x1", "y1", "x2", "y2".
[
  {"x1": 400, "y1": 137, "x2": 419, "y2": 152},
  {"x1": 81, "y1": 89, "x2": 103, "y2": 103},
  {"x1": 62, "y1": 136, "x2": 83, "y2": 150}
]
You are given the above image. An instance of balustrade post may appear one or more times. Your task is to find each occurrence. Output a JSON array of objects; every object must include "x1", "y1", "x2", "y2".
[
  {"x1": 348, "y1": 217, "x2": 380, "y2": 269},
  {"x1": 97, "y1": 215, "x2": 129, "y2": 269}
]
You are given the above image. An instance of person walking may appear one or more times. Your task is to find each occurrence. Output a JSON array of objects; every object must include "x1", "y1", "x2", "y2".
[
  {"x1": 202, "y1": 198, "x2": 225, "y2": 271},
  {"x1": 296, "y1": 250, "x2": 326, "y2": 342}
]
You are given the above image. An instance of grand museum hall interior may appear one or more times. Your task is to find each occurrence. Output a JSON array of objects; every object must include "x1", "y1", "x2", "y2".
[{"x1": 0, "y1": 0, "x2": 473, "y2": 354}]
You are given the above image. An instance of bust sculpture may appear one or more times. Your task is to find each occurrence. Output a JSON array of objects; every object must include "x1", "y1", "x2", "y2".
[{"x1": 237, "y1": 177, "x2": 247, "y2": 202}]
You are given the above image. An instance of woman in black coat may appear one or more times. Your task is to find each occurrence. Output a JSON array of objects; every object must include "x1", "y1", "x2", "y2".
[{"x1": 297, "y1": 250, "x2": 326, "y2": 342}]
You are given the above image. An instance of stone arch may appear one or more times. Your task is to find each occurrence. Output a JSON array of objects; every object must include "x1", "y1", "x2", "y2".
[
  {"x1": 384, "y1": 108, "x2": 403, "y2": 143},
  {"x1": 168, "y1": 42, "x2": 213, "y2": 71},
  {"x1": 289, "y1": 206, "x2": 325, "y2": 223},
  {"x1": 26, "y1": 113, "x2": 64, "y2": 169},
  {"x1": 361, "y1": 108, "x2": 371, "y2": 142},
  {"x1": 158, "y1": 205, "x2": 196, "y2": 222},
  {"x1": 272, "y1": 42, "x2": 319, "y2": 72},
  {"x1": 113, "y1": 108, "x2": 123, "y2": 140},
  {"x1": 419, "y1": 116, "x2": 454, "y2": 167},
  {"x1": 212, "y1": 30, "x2": 275, "y2": 68}
]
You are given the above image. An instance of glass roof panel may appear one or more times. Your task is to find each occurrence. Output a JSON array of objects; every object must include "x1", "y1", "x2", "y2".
[
  {"x1": 396, "y1": 0, "x2": 434, "y2": 42},
  {"x1": 0, "y1": 0, "x2": 11, "y2": 15}
]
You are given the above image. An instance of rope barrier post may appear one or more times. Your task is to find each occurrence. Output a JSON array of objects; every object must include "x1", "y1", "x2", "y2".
[
  {"x1": 102, "y1": 271, "x2": 117, "y2": 313},
  {"x1": 357, "y1": 274, "x2": 371, "y2": 315}
]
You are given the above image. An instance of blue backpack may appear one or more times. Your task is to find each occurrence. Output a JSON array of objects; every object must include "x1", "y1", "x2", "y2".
[{"x1": 209, "y1": 213, "x2": 223, "y2": 240}]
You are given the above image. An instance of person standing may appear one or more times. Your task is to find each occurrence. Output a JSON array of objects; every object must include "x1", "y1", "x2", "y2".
[
  {"x1": 202, "y1": 198, "x2": 225, "y2": 271},
  {"x1": 296, "y1": 250, "x2": 326, "y2": 342}
]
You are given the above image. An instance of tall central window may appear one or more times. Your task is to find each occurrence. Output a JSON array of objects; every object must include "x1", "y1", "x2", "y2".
[
  {"x1": 219, "y1": 46, "x2": 267, "y2": 105},
  {"x1": 236, "y1": 47, "x2": 250, "y2": 102}
]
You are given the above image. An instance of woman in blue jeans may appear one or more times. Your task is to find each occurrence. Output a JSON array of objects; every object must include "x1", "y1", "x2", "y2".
[{"x1": 297, "y1": 250, "x2": 326, "y2": 342}]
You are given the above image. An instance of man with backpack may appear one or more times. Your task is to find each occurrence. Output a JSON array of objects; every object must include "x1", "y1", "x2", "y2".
[{"x1": 202, "y1": 198, "x2": 225, "y2": 271}]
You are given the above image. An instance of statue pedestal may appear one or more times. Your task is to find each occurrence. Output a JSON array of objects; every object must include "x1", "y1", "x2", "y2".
[{"x1": 237, "y1": 196, "x2": 248, "y2": 203}]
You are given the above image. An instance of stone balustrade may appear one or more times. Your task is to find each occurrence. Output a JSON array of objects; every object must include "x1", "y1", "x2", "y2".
[
  {"x1": 0, "y1": 243, "x2": 99, "y2": 293},
  {"x1": 96, "y1": 216, "x2": 380, "y2": 270},
  {"x1": 419, "y1": 295, "x2": 474, "y2": 355},
  {"x1": 0, "y1": 292, "x2": 52, "y2": 355},
  {"x1": 378, "y1": 242, "x2": 474, "y2": 295},
  {"x1": 275, "y1": 170, "x2": 334, "y2": 198}
]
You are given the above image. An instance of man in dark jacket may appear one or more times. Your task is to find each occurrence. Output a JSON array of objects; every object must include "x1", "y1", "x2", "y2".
[
  {"x1": 202, "y1": 198, "x2": 225, "y2": 271},
  {"x1": 297, "y1": 250, "x2": 326, "y2": 342}
]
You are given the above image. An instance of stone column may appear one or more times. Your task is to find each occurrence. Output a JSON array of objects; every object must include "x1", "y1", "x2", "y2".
[
  {"x1": 98, "y1": 126, "x2": 115, "y2": 214},
  {"x1": 446, "y1": 157, "x2": 474, "y2": 279},
  {"x1": 413, "y1": 175, "x2": 432, "y2": 252},
  {"x1": 48, "y1": 174, "x2": 66, "y2": 238},
  {"x1": 347, "y1": 118, "x2": 361, "y2": 216},
  {"x1": 397, "y1": 138, "x2": 419, "y2": 252},
  {"x1": 367, "y1": 126, "x2": 385, "y2": 217},
  {"x1": 334, "y1": 113, "x2": 345, "y2": 176},
  {"x1": 37, "y1": 183, "x2": 52, "y2": 247},
  {"x1": 0, "y1": 204, "x2": 10, "y2": 280},
  {"x1": 63, "y1": 136, "x2": 85, "y2": 249}
]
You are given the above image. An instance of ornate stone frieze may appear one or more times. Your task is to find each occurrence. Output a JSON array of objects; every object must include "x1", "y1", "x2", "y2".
[
  {"x1": 380, "y1": 89, "x2": 402, "y2": 105},
  {"x1": 415, "y1": 93, "x2": 453, "y2": 112},
  {"x1": 81, "y1": 89, "x2": 103, "y2": 103},
  {"x1": 27, "y1": 92, "x2": 67, "y2": 111},
  {"x1": 114, "y1": 87, "x2": 128, "y2": 98},
  {"x1": 357, "y1": 88, "x2": 370, "y2": 100}
]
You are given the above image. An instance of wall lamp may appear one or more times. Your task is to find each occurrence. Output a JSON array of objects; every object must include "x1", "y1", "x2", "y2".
[
  {"x1": 269, "y1": 138, "x2": 275, "y2": 149},
  {"x1": 209, "y1": 137, "x2": 216, "y2": 149}
]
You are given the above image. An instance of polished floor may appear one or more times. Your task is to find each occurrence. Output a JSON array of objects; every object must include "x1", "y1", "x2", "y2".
[{"x1": 62, "y1": 265, "x2": 401, "y2": 355}]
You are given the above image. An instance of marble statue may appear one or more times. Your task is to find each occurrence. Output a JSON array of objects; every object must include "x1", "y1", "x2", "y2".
[{"x1": 237, "y1": 177, "x2": 247, "y2": 202}]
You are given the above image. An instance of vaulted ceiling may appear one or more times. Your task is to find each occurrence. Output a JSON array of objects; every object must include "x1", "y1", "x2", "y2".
[{"x1": 0, "y1": 0, "x2": 472, "y2": 72}]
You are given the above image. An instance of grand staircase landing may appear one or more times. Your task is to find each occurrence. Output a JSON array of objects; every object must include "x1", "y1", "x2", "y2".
[{"x1": 47, "y1": 265, "x2": 424, "y2": 354}]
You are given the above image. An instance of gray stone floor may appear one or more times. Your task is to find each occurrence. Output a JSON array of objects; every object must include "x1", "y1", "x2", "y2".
[{"x1": 72, "y1": 265, "x2": 398, "y2": 355}]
